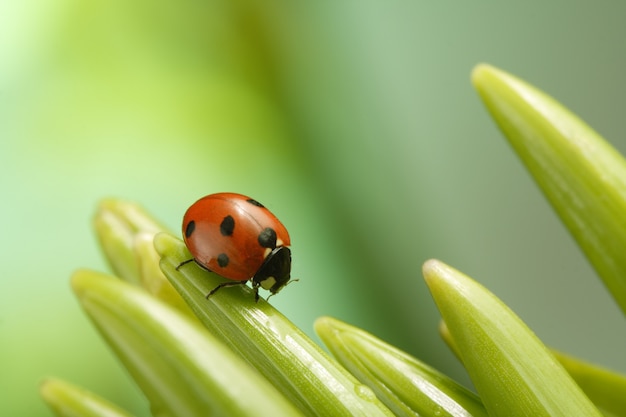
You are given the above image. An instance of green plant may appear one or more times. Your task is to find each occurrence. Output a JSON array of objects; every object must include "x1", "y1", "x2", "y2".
[{"x1": 40, "y1": 64, "x2": 626, "y2": 417}]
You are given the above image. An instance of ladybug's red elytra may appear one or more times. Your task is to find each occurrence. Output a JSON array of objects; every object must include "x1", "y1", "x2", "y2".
[{"x1": 177, "y1": 192, "x2": 292, "y2": 301}]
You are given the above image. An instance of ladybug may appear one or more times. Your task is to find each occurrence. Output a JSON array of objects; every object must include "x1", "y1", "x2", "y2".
[{"x1": 177, "y1": 192, "x2": 292, "y2": 301}]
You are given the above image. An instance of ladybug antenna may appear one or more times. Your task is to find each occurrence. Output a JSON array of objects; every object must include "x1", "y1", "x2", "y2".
[{"x1": 284, "y1": 278, "x2": 299, "y2": 288}]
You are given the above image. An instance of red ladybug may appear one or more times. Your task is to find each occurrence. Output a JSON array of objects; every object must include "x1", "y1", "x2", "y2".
[{"x1": 178, "y1": 192, "x2": 292, "y2": 301}]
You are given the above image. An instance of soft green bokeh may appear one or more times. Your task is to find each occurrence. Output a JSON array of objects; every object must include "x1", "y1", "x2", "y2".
[{"x1": 2, "y1": 2, "x2": 626, "y2": 416}]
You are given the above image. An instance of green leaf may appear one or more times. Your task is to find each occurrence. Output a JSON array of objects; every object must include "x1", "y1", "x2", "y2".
[
  {"x1": 40, "y1": 378, "x2": 135, "y2": 417},
  {"x1": 155, "y1": 232, "x2": 395, "y2": 417},
  {"x1": 552, "y1": 351, "x2": 626, "y2": 417},
  {"x1": 133, "y1": 232, "x2": 196, "y2": 316},
  {"x1": 93, "y1": 199, "x2": 192, "y2": 315},
  {"x1": 71, "y1": 269, "x2": 303, "y2": 417},
  {"x1": 314, "y1": 316, "x2": 488, "y2": 417},
  {"x1": 438, "y1": 320, "x2": 462, "y2": 362},
  {"x1": 440, "y1": 321, "x2": 626, "y2": 416},
  {"x1": 423, "y1": 259, "x2": 602, "y2": 417},
  {"x1": 93, "y1": 198, "x2": 170, "y2": 284},
  {"x1": 473, "y1": 63, "x2": 626, "y2": 315}
]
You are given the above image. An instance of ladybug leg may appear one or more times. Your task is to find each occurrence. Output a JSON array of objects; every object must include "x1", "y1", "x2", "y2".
[
  {"x1": 177, "y1": 259, "x2": 215, "y2": 274},
  {"x1": 251, "y1": 281, "x2": 261, "y2": 303},
  {"x1": 175, "y1": 258, "x2": 196, "y2": 271},
  {"x1": 206, "y1": 281, "x2": 247, "y2": 299}
]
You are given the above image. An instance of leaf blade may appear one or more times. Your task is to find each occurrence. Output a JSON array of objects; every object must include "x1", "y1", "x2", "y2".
[
  {"x1": 71, "y1": 269, "x2": 303, "y2": 417},
  {"x1": 423, "y1": 259, "x2": 602, "y2": 417},
  {"x1": 155, "y1": 232, "x2": 395, "y2": 417},
  {"x1": 473, "y1": 63, "x2": 626, "y2": 315},
  {"x1": 40, "y1": 378, "x2": 135, "y2": 417},
  {"x1": 315, "y1": 316, "x2": 488, "y2": 417}
]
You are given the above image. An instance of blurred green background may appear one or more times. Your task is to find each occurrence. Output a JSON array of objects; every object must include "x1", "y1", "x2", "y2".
[{"x1": 2, "y1": 2, "x2": 626, "y2": 415}]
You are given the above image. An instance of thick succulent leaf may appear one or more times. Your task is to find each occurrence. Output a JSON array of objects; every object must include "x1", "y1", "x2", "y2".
[
  {"x1": 133, "y1": 232, "x2": 196, "y2": 315},
  {"x1": 71, "y1": 269, "x2": 303, "y2": 417},
  {"x1": 552, "y1": 351, "x2": 626, "y2": 417},
  {"x1": 93, "y1": 199, "x2": 192, "y2": 315},
  {"x1": 423, "y1": 259, "x2": 602, "y2": 417},
  {"x1": 473, "y1": 63, "x2": 626, "y2": 315},
  {"x1": 93, "y1": 199, "x2": 170, "y2": 283},
  {"x1": 155, "y1": 233, "x2": 395, "y2": 417},
  {"x1": 440, "y1": 321, "x2": 626, "y2": 416},
  {"x1": 40, "y1": 378, "x2": 134, "y2": 417},
  {"x1": 315, "y1": 316, "x2": 487, "y2": 417}
]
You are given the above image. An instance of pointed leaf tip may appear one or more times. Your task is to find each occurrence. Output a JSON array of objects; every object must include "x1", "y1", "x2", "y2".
[
  {"x1": 423, "y1": 260, "x2": 601, "y2": 417},
  {"x1": 472, "y1": 64, "x2": 626, "y2": 316},
  {"x1": 470, "y1": 63, "x2": 495, "y2": 86},
  {"x1": 315, "y1": 316, "x2": 488, "y2": 417},
  {"x1": 40, "y1": 378, "x2": 134, "y2": 417}
]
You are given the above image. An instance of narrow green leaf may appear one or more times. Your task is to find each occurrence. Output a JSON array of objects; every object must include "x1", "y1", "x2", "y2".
[
  {"x1": 134, "y1": 232, "x2": 196, "y2": 316},
  {"x1": 473, "y1": 63, "x2": 626, "y2": 315},
  {"x1": 423, "y1": 259, "x2": 602, "y2": 417},
  {"x1": 155, "y1": 233, "x2": 395, "y2": 417},
  {"x1": 93, "y1": 198, "x2": 169, "y2": 283},
  {"x1": 40, "y1": 378, "x2": 134, "y2": 417},
  {"x1": 93, "y1": 199, "x2": 192, "y2": 315},
  {"x1": 314, "y1": 316, "x2": 488, "y2": 417},
  {"x1": 440, "y1": 321, "x2": 626, "y2": 415},
  {"x1": 552, "y1": 351, "x2": 626, "y2": 417},
  {"x1": 438, "y1": 320, "x2": 462, "y2": 362},
  {"x1": 71, "y1": 269, "x2": 303, "y2": 417}
]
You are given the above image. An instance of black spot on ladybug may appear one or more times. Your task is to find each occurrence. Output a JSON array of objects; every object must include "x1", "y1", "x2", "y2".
[
  {"x1": 246, "y1": 198, "x2": 265, "y2": 208},
  {"x1": 217, "y1": 253, "x2": 229, "y2": 267},
  {"x1": 258, "y1": 227, "x2": 277, "y2": 248},
  {"x1": 220, "y1": 215, "x2": 235, "y2": 236},
  {"x1": 185, "y1": 220, "x2": 196, "y2": 238}
]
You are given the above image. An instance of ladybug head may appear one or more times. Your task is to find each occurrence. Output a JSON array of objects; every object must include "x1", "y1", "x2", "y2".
[{"x1": 253, "y1": 246, "x2": 292, "y2": 296}]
